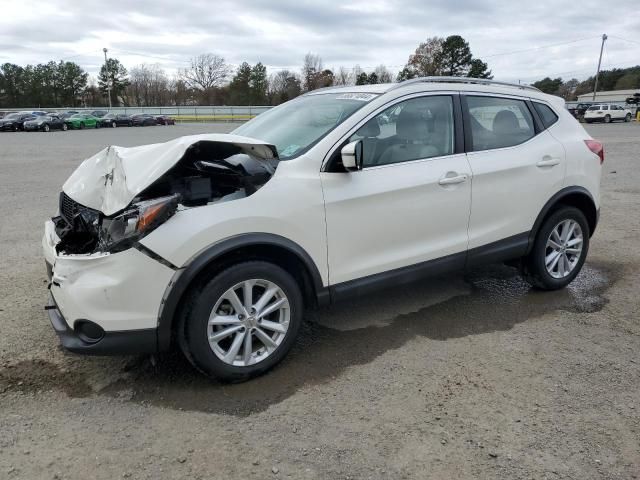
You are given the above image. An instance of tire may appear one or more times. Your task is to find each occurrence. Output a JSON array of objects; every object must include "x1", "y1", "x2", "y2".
[
  {"x1": 128, "y1": 121, "x2": 132, "y2": 127},
  {"x1": 178, "y1": 261, "x2": 303, "y2": 382},
  {"x1": 43, "y1": 124, "x2": 50, "y2": 132},
  {"x1": 12, "y1": 125, "x2": 18, "y2": 132},
  {"x1": 604, "y1": 114, "x2": 611, "y2": 123},
  {"x1": 62, "y1": 123, "x2": 68, "y2": 131},
  {"x1": 95, "y1": 122, "x2": 99, "y2": 129},
  {"x1": 625, "y1": 113, "x2": 631, "y2": 122},
  {"x1": 79, "y1": 122, "x2": 85, "y2": 130},
  {"x1": 522, "y1": 206, "x2": 590, "y2": 290},
  {"x1": 111, "y1": 121, "x2": 117, "y2": 128}
]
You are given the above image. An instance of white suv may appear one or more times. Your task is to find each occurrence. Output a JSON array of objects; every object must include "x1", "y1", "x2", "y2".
[
  {"x1": 584, "y1": 103, "x2": 633, "y2": 123},
  {"x1": 43, "y1": 77, "x2": 603, "y2": 381}
]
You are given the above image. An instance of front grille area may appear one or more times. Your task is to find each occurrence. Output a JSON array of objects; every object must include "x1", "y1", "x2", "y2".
[{"x1": 60, "y1": 192, "x2": 81, "y2": 221}]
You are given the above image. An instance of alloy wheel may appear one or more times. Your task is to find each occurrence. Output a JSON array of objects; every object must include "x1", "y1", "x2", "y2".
[
  {"x1": 207, "y1": 279, "x2": 290, "y2": 367},
  {"x1": 545, "y1": 219, "x2": 583, "y2": 279}
]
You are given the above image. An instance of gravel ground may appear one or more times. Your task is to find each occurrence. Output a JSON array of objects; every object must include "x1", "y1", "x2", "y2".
[{"x1": 0, "y1": 122, "x2": 638, "y2": 480}]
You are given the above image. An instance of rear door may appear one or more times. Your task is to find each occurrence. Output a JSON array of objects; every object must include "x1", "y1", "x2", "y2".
[{"x1": 462, "y1": 94, "x2": 566, "y2": 256}]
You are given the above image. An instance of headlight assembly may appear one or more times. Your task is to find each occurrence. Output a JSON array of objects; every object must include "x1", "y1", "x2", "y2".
[{"x1": 98, "y1": 194, "x2": 179, "y2": 253}]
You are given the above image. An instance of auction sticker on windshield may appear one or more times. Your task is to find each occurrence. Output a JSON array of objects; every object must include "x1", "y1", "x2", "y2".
[{"x1": 335, "y1": 93, "x2": 378, "y2": 101}]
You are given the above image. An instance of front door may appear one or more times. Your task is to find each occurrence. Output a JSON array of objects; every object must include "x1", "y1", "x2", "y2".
[{"x1": 320, "y1": 94, "x2": 472, "y2": 286}]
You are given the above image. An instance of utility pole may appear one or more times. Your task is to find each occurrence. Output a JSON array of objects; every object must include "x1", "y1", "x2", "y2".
[
  {"x1": 592, "y1": 34, "x2": 607, "y2": 101},
  {"x1": 103, "y1": 48, "x2": 112, "y2": 110}
]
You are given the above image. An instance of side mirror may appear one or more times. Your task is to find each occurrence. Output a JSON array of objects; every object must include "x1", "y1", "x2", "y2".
[{"x1": 341, "y1": 140, "x2": 363, "y2": 171}]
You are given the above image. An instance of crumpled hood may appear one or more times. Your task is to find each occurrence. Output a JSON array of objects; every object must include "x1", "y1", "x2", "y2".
[{"x1": 62, "y1": 133, "x2": 277, "y2": 216}]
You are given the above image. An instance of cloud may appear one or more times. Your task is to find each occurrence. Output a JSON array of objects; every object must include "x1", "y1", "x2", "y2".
[{"x1": 1, "y1": 0, "x2": 639, "y2": 82}]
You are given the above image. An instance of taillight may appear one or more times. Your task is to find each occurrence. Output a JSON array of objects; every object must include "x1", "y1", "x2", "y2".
[{"x1": 584, "y1": 139, "x2": 604, "y2": 164}]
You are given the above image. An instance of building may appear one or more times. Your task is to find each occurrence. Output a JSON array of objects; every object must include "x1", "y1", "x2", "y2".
[{"x1": 576, "y1": 89, "x2": 640, "y2": 103}]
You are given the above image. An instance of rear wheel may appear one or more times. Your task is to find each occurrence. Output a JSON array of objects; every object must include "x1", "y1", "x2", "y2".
[
  {"x1": 79, "y1": 122, "x2": 85, "y2": 130},
  {"x1": 604, "y1": 114, "x2": 611, "y2": 123},
  {"x1": 625, "y1": 113, "x2": 631, "y2": 122},
  {"x1": 43, "y1": 124, "x2": 50, "y2": 132},
  {"x1": 62, "y1": 123, "x2": 68, "y2": 131},
  {"x1": 178, "y1": 261, "x2": 303, "y2": 382},
  {"x1": 522, "y1": 206, "x2": 589, "y2": 290}
]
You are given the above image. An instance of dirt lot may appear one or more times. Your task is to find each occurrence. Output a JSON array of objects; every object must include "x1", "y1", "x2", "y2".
[{"x1": 0, "y1": 122, "x2": 638, "y2": 480}]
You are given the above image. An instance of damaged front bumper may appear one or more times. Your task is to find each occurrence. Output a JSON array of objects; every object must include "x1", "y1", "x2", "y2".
[{"x1": 43, "y1": 219, "x2": 175, "y2": 355}]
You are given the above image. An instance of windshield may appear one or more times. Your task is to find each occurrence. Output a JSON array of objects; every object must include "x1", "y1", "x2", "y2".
[
  {"x1": 4, "y1": 113, "x2": 19, "y2": 119},
  {"x1": 70, "y1": 114, "x2": 84, "y2": 119},
  {"x1": 233, "y1": 92, "x2": 379, "y2": 159}
]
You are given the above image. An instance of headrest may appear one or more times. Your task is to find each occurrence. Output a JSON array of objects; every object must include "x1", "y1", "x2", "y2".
[
  {"x1": 396, "y1": 108, "x2": 427, "y2": 141},
  {"x1": 358, "y1": 120, "x2": 380, "y2": 137},
  {"x1": 492, "y1": 110, "x2": 520, "y2": 135}
]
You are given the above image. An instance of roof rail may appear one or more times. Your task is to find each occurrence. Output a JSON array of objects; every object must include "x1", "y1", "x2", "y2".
[{"x1": 389, "y1": 76, "x2": 541, "y2": 93}]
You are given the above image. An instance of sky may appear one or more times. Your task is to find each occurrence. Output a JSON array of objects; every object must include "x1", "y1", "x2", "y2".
[{"x1": 1, "y1": 0, "x2": 639, "y2": 84}]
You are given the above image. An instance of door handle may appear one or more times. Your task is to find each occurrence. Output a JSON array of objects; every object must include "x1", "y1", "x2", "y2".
[
  {"x1": 537, "y1": 156, "x2": 560, "y2": 168},
  {"x1": 438, "y1": 173, "x2": 468, "y2": 186}
]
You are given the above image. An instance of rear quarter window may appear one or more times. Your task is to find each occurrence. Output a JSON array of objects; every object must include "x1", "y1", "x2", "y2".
[{"x1": 533, "y1": 102, "x2": 559, "y2": 129}]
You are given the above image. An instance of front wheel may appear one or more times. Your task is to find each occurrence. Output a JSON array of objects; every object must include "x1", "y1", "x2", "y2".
[
  {"x1": 604, "y1": 114, "x2": 611, "y2": 123},
  {"x1": 79, "y1": 122, "x2": 85, "y2": 130},
  {"x1": 625, "y1": 113, "x2": 631, "y2": 122},
  {"x1": 522, "y1": 206, "x2": 590, "y2": 290},
  {"x1": 62, "y1": 123, "x2": 68, "y2": 131},
  {"x1": 178, "y1": 261, "x2": 303, "y2": 382},
  {"x1": 43, "y1": 124, "x2": 50, "y2": 132}
]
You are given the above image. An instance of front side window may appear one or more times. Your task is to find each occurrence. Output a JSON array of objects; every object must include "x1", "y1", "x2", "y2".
[
  {"x1": 347, "y1": 95, "x2": 455, "y2": 167},
  {"x1": 466, "y1": 96, "x2": 535, "y2": 151},
  {"x1": 234, "y1": 92, "x2": 379, "y2": 160},
  {"x1": 602, "y1": 105, "x2": 609, "y2": 111}
]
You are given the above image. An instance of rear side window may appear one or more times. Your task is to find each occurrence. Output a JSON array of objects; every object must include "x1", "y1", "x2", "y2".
[
  {"x1": 533, "y1": 102, "x2": 559, "y2": 128},
  {"x1": 466, "y1": 96, "x2": 535, "y2": 151}
]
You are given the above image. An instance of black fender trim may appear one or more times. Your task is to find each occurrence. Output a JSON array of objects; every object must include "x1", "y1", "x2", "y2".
[
  {"x1": 527, "y1": 186, "x2": 597, "y2": 253},
  {"x1": 156, "y1": 233, "x2": 328, "y2": 351}
]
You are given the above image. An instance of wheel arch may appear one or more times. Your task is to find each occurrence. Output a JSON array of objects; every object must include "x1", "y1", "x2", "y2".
[
  {"x1": 527, "y1": 186, "x2": 598, "y2": 253},
  {"x1": 156, "y1": 233, "x2": 329, "y2": 351}
]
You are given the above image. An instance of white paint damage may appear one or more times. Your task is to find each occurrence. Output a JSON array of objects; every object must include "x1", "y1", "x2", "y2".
[{"x1": 62, "y1": 133, "x2": 277, "y2": 216}]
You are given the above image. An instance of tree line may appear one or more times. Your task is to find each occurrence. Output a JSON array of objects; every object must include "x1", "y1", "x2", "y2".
[
  {"x1": 531, "y1": 66, "x2": 640, "y2": 100},
  {"x1": 1, "y1": 34, "x2": 637, "y2": 108}
]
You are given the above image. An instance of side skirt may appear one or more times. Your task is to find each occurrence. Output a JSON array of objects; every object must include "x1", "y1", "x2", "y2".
[{"x1": 329, "y1": 232, "x2": 530, "y2": 303}]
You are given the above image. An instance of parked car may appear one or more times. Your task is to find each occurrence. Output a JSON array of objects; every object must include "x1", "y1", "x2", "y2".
[
  {"x1": 156, "y1": 115, "x2": 176, "y2": 125},
  {"x1": 567, "y1": 102, "x2": 593, "y2": 119},
  {"x1": 99, "y1": 113, "x2": 133, "y2": 128},
  {"x1": 23, "y1": 114, "x2": 68, "y2": 132},
  {"x1": 64, "y1": 113, "x2": 100, "y2": 129},
  {"x1": 131, "y1": 113, "x2": 159, "y2": 126},
  {"x1": 58, "y1": 111, "x2": 79, "y2": 120},
  {"x1": 44, "y1": 77, "x2": 602, "y2": 382},
  {"x1": 584, "y1": 104, "x2": 633, "y2": 123},
  {"x1": 90, "y1": 110, "x2": 108, "y2": 118},
  {"x1": 0, "y1": 112, "x2": 36, "y2": 131}
]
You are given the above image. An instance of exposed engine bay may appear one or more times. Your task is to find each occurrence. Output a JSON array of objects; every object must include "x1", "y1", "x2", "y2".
[{"x1": 53, "y1": 140, "x2": 279, "y2": 255}]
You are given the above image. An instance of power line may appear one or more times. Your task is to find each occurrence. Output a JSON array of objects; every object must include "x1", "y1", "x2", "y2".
[
  {"x1": 608, "y1": 35, "x2": 640, "y2": 46},
  {"x1": 481, "y1": 35, "x2": 600, "y2": 59}
]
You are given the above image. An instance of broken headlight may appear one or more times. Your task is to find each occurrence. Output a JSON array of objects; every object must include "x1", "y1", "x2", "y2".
[{"x1": 99, "y1": 194, "x2": 179, "y2": 253}]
